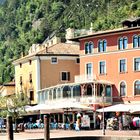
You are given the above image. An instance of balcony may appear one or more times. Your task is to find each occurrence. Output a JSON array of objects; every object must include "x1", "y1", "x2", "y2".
[
  {"x1": 75, "y1": 74, "x2": 97, "y2": 83},
  {"x1": 41, "y1": 95, "x2": 112, "y2": 106},
  {"x1": 80, "y1": 96, "x2": 112, "y2": 105}
]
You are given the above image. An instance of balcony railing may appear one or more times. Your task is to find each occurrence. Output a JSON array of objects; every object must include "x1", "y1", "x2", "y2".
[
  {"x1": 39, "y1": 95, "x2": 112, "y2": 106},
  {"x1": 75, "y1": 74, "x2": 97, "y2": 83},
  {"x1": 80, "y1": 96, "x2": 112, "y2": 105}
]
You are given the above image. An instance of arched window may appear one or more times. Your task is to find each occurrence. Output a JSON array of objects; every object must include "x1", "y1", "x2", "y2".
[
  {"x1": 133, "y1": 35, "x2": 138, "y2": 48},
  {"x1": 103, "y1": 40, "x2": 107, "y2": 52},
  {"x1": 85, "y1": 43, "x2": 89, "y2": 54},
  {"x1": 118, "y1": 37, "x2": 128, "y2": 50},
  {"x1": 98, "y1": 40, "x2": 103, "y2": 52},
  {"x1": 44, "y1": 91, "x2": 48, "y2": 101},
  {"x1": 134, "y1": 80, "x2": 140, "y2": 95},
  {"x1": 57, "y1": 88, "x2": 61, "y2": 99},
  {"x1": 53, "y1": 88, "x2": 56, "y2": 99},
  {"x1": 120, "y1": 82, "x2": 126, "y2": 96},
  {"x1": 63, "y1": 86, "x2": 71, "y2": 98},
  {"x1": 73, "y1": 86, "x2": 81, "y2": 97},
  {"x1": 138, "y1": 35, "x2": 140, "y2": 47},
  {"x1": 123, "y1": 37, "x2": 128, "y2": 49},
  {"x1": 106, "y1": 85, "x2": 111, "y2": 97},
  {"x1": 98, "y1": 40, "x2": 107, "y2": 52},
  {"x1": 87, "y1": 84, "x2": 92, "y2": 96},
  {"x1": 85, "y1": 42, "x2": 93, "y2": 54},
  {"x1": 89, "y1": 42, "x2": 93, "y2": 53},
  {"x1": 118, "y1": 38, "x2": 123, "y2": 50},
  {"x1": 49, "y1": 90, "x2": 52, "y2": 100}
]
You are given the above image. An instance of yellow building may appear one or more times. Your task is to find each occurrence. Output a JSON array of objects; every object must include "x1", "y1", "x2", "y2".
[{"x1": 13, "y1": 36, "x2": 80, "y2": 105}]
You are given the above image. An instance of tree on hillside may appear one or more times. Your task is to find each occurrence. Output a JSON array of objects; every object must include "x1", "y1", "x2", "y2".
[
  {"x1": 0, "y1": 0, "x2": 139, "y2": 84},
  {"x1": 0, "y1": 93, "x2": 29, "y2": 132}
]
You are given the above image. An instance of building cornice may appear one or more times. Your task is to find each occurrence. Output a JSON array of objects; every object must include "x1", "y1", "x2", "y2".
[
  {"x1": 13, "y1": 54, "x2": 80, "y2": 65},
  {"x1": 69, "y1": 26, "x2": 140, "y2": 42},
  {"x1": 36, "y1": 53, "x2": 79, "y2": 57},
  {"x1": 80, "y1": 47, "x2": 140, "y2": 58}
]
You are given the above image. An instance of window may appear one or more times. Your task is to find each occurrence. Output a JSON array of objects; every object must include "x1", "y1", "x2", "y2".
[
  {"x1": 20, "y1": 63, "x2": 22, "y2": 68},
  {"x1": 57, "y1": 88, "x2": 61, "y2": 99},
  {"x1": 29, "y1": 73, "x2": 32, "y2": 83},
  {"x1": 85, "y1": 42, "x2": 93, "y2": 54},
  {"x1": 49, "y1": 91, "x2": 52, "y2": 100},
  {"x1": 29, "y1": 60, "x2": 32, "y2": 65},
  {"x1": 118, "y1": 38, "x2": 123, "y2": 50},
  {"x1": 53, "y1": 89, "x2": 56, "y2": 99},
  {"x1": 98, "y1": 40, "x2": 103, "y2": 52},
  {"x1": 89, "y1": 42, "x2": 93, "y2": 53},
  {"x1": 30, "y1": 90, "x2": 34, "y2": 100},
  {"x1": 123, "y1": 37, "x2": 127, "y2": 49},
  {"x1": 85, "y1": 43, "x2": 89, "y2": 54},
  {"x1": 51, "y1": 57, "x2": 57, "y2": 64},
  {"x1": 103, "y1": 40, "x2": 107, "y2": 52},
  {"x1": 134, "y1": 58, "x2": 140, "y2": 71},
  {"x1": 61, "y1": 72, "x2": 70, "y2": 81},
  {"x1": 98, "y1": 40, "x2": 107, "y2": 52},
  {"x1": 120, "y1": 82, "x2": 126, "y2": 96},
  {"x1": 120, "y1": 59, "x2": 126, "y2": 72},
  {"x1": 63, "y1": 86, "x2": 71, "y2": 98},
  {"x1": 86, "y1": 63, "x2": 92, "y2": 76},
  {"x1": 133, "y1": 35, "x2": 140, "y2": 48},
  {"x1": 73, "y1": 86, "x2": 80, "y2": 97},
  {"x1": 76, "y1": 58, "x2": 80, "y2": 64},
  {"x1": 133, "y1": 35, "x2": 138, "y2": 48},
  {"x1": 20, "y1": 76, "x2": 22, "y2": 85},
  {"x1": 134, "y1": 80, "x2": 140, "y2": 95},
  {"x1": 99, "y1": 61, "x2": 106, "y2": 74},
  {"x1": 106, "y1": 86, "x2": 111, "y2": 97},
  {"x1": 118, "y1": 37, "x2": 128, "y2": 50},
  {"x1": 138, "y1": 36, "x2": 140, "y2": 47}
]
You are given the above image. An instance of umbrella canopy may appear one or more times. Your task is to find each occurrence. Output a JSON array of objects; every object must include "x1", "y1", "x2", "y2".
[
  {"x1": 96, "y1": 104, "x2": 131, "y2": 112},
  {"x1": 26, "y1": 104, "x2": 51, "y2": 111},
  {"x1": 53, "y1": 101, "x2": 93, "y2": 111},
  {"x1": 129, "y1": 104, "x2": 140, "y2": 113},
  {"x1": 26, "y1": 104, "x2": 63, "y2": 113},
  {"x1": 26, "y1": 101, "x2": 93, "y2": 114}
]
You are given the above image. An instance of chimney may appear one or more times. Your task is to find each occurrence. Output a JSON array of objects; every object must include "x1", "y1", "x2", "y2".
[
  {"x1": 88, "y1": 22, "x2": 94, "y2": 34},
  {"x1": 65, "y1": 28, "x2": 75, "y2": 43}
]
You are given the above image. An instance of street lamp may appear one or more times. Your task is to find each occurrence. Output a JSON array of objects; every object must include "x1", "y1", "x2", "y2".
[{"x1": 102, "y1": 86, "x2": 105, "y2": 135}]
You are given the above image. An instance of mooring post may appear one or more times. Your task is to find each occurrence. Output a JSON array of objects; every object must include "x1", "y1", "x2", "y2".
[
  {"x1": 7, "y1": 115, "x2": 14, "y2": 140},
  {"x1": 44, "y1": 114, "x2": 50, "y2": 140}
]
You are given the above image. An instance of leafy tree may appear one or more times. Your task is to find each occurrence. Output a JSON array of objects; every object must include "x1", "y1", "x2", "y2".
[
  {"x1": 0, "y1": 0, "x2": 139, "y2": 84},
  {"x1": 0, "y1": 94, "x2": 29, "y2": 132}
]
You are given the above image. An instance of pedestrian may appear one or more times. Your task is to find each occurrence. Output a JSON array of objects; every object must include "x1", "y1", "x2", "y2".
[
  {"x1": 75, "y1": 113, "x2": 81, "y2": 131},
  {"x1": 0, "y1": 117, "x2": 4, "y2": 132}
]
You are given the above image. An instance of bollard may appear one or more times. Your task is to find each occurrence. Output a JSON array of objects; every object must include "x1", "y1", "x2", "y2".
[
  {"x1": 7, "y1": 116, "x2": 14, "y2": 140},
  {"x1": 44, "y1": 114, "x2": 50, "y2": 140}
]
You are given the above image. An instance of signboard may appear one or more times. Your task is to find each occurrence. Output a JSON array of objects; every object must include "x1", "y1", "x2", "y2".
[{"x1": 81, "y1": 115, "x2": 90, "y2": 128}]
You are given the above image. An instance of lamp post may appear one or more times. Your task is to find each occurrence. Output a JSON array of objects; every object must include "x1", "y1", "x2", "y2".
[
  {"x1": 6, "y1": 98, "x2": 14, "y2": 140},
  {"x1": 66, "y1": 91, "x2": 70, "y2": 124},
  {"x1": 102, "y1": 92, "x2": 105, "y2": 135}
]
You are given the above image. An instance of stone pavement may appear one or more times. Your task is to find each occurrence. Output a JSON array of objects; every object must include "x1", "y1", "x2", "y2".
[{"x1": 1, "y1": 129, "x2": 140, "y2": 140}]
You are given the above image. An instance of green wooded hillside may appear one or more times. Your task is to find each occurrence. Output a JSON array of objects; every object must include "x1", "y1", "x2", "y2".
[{"x1": 0, "y1": 0, "x2": 140, "y2": 83}]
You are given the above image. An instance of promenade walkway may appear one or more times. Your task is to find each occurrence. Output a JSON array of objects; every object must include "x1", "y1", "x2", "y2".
[{"x1": 0, "y1": 129, "x2": 140, "y2": 140}]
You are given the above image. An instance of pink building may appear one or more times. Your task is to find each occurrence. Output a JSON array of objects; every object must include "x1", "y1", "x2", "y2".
[{"x1": 70, "y1": 18, "x2": 140, "y2": 107}]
